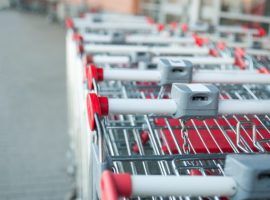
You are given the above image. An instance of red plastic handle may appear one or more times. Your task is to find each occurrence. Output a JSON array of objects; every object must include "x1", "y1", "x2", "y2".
[
  {"x1": 146, "y1": 16, "x2": 155, "y2": 25},
  {"x1": 72, "y1": 33, "x2": 83, "y2": 42},
  {"x1": 83, "y1": 54, "x2": 94, "y2": 66},
  {"x1": 235, "y1": 47, "x2": 245, "y2": 57},
  {"x1": 209, "y1": 48, "x2": 219, "y2": 57},
  {"x1": 132, "y1": 131, "x2": 150, "y2": 153},
  {"x1": 256, "y1": 27, "x2": 266, "y2": 37},
  {"x1": 170, "y1": 22, "x2": 178, "y2": 30},
  {"x1": 156, "y1": 23, "x2": 165, "y2": 32},
  {"x1": 181, "y1": 23, "x2": 189, "y2": 33},
  {"x1": 86, "y1": 64, "x2": 104, "y2": 90},
  {"x1": 83, "y1": 55, "x2": 94, "y2": 82},
  {"x1": 216, "y1": 41, "x2": 226, "y2": 50},
  {"x1": 101, "y1": 171, "x2": 132, "y2": 200},
  {"x1": 193, "y1": 34, "x2": 209, "y2": 47},
  {"x1": 234, "y1": 55, "x2": 246, "y2": 69},
  {"x1": 86, "y1": 93, "x2": 108, "y2": 130},
  {"x1": 77, "y1": 44, "x2": 84, "y2": 54},
  {"x1": 65, "y1": 17, "x2": 74, "y2": 29},
  {"x1": 234, "y1": 48, "x2": 246, "y2": 69},
  {"x1": 257, "y1": 67, "x2": 270, "y2": 74}
]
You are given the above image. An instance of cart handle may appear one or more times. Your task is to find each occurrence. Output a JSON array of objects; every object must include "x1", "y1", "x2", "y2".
[
  {"x1": 100, "y1": 170, "x2": 236, "y2": 200},
  {"x1": 83, "y1": 44, "x2": 209, "y2": 55},
  {"x1": 255, "y1": 27, "x2": 266, "y2": 37},
  {"x1": 72, "y1": 19, "x2": 158, "y2": 32},
  {"x1": 258, "y1": 67, "x2": 270, "y2": 74},
  {"x1": 86, "y1": 63, "x2": 270, "y2": 90},
  {"x1": 65, "y1": 17, "x2": 74, "y2": 29},
  {"x1": 73, "y1": 32, "x2": 195, "y2": 45},
  {"x1": 86, "y1": 90, "x2": 270, "y2": 130},
  {"x1": 101, "y1": 171, "x2": 132, "y2": 200},
  {"x1": 86, "y1": 93, "x2": 108, "y2": 130}
]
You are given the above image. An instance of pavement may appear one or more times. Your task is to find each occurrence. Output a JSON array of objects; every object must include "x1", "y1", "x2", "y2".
[{"x1": 0, "y1": 9, "x2": 72, "y2": 200}]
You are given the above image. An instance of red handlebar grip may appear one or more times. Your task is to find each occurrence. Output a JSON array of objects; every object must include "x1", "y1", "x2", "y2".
[
  {"x1": 86, "y1": 64, "x2": 104, "y2": 90},
  {"x1": 72, "y1": 33, "x2": 83, "y2": 42},
  {"x1": 101, "y1": 171, "x2": 132, "y2": 200},
  {"x1": 86, "y1": 93, "x2": 108, "y2": 130},
  {"x1": 65, "y1": 17, "x2": 74, "y2": 29}
]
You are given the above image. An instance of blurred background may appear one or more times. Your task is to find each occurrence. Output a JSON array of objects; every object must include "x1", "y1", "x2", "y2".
[
  {"x1": 0, "y1": 0, "x2": 269, "y2": 200},
  {"x1": 4, "y1": 0, "x2": 270, "y2": 29}
]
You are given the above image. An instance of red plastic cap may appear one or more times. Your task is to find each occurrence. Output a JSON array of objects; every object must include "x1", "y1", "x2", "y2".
[
  {"x1": 87, "y1": 64, "x2": 104, "y2": 90},
  {"x1": 209, "y1": 48, "x2": 219, "y2": 57},
  {"x1": 65, "y1": 17, "x2": 74, "y2": 29},
  {"x1": 132, "y1": 131, "x2": 149, "y2": 153},
  {"x1": 77, "y1": 44, "x2": 84, "y2": 54},
  {"x1": 86, "y1": 93, "x2": 108, "y2": 130},
  {"x1": 190, "y1": 169, "x2": 202, "y2": 176},
  {"x1": 234, "y1": 55, "x2": 246, "y2": 70},
  {"x1": 216, "y1": 42, "x2": 226, "y2": 50},
  {"x1": 146, "y1": 16, "x2": 155, "y2": 25},
  {"x1": 83, "y1": 54, "x2": 94, "y2": 66},
  {"x1": 181, "y1": 23, "x2": 189, "y2": 33},
  {"x1": 101, "y1": 171, "x2": 132, "y2": 200},
  {"x1": 193, "y1": 34, "x2": 208, "y2": 47},
  {"x1": 83, "y1": 56, "x2": 93, "y2": 82},
  {"x1": 257, "y1": 67, "x2": 270, "y2": 74},
  {"x1": 99, "y1": 96, "x2": 109, "y2": 116},
  {"x1": 235, "y1": 47, "x2": 245, "y2": 57},
  {"x1": 170, "y1": 22, "x2": 178, "y2": 30},
  {"x1": 84, "y1": 65, "x2": 89, "y2": 83},
  {"x1": 101, "y1": 171, "x2": 118, "y2": 200},
  {"x1": 256, "y1": 27, "x2": 266, "y2": 37},
  {"x1": 234, "y1": 48, "x2": 246, "y2": 69},
  {"x1": 156, "y1": 23, "x2": 165, "y2": 32},
  {"x1": 72, "y1": 33, "x2": 83, "y2": 42}
]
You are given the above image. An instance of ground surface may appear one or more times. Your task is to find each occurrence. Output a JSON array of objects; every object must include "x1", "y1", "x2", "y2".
[{"x1": 0, "y1": 9, "x2": 72, "y2": 200}]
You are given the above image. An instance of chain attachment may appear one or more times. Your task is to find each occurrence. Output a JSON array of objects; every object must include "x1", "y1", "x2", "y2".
[{"x1": 180, "y1": 119, "x2": 190, "y2": 154}]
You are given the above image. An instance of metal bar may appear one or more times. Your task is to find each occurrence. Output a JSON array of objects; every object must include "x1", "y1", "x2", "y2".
[{"x1": 131, "y1": 175, "x2": 236, "y2": 197}]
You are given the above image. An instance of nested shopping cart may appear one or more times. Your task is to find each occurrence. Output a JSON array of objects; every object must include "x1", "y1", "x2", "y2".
[
  {"x1": 85, "y1": 59, "x2": 270, "y2": 200},
  {"x1": 86, "y1": 78, "x2": 270, "y2": 200},
  {"x1": 70, "y1": 20, "x2": 270, "y2": 73}
]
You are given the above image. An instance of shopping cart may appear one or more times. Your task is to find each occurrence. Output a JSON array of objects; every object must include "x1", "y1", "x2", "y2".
[
  {"x1": 87, "y1": 81, "x2": 270, "y2": 199},
  {"x1": 66, "y1": 12, "x2": 270, "y2": 200},
  {"x1": 66, "y1": 16, "x2": 163, "y2": 34},
  {"x1": 71, "y1": 26, "x2": 270, "y2": 73},
  {"x1": 85, "y1": 58, "x2": 270, "y2": 92},
  {"x1": 85, "y1": 62, "x2": 270, "y2": 200}
]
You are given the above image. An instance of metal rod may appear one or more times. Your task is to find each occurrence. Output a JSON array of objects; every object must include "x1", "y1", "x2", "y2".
[
  {"x1": 103, "y1": 69, "x2": 161, "y2": 81},
  {"x1": 108, "y1": 98, "x2": 270, "y2": 116},
  {"x1": 83, "y1": 34, "x2": 195, "y2": 45},
  {"x1": 103, "y1": 68, "x2": 270, "y2": 84},
  {"x1": 108, "y1": 99, "x2": 177, "y2": 115},
  {"x1": 153, "y1": 56, "x2": 235, "y2": 65},
  {"x1": 131, "y1": 175, "x2": 236, "y2": 197},
  {"x1": 192, "y1": 71, "x2": 270, "y2": 84},
  {"x1": 84, "y1": 44, "x2": 209, "y2": 55},
  {"x1": 93, "y1": 55, "x2": 130, "y2": 64},
  {"x1": 218, "y1": 100, "x2": 270, "y2": 115}
]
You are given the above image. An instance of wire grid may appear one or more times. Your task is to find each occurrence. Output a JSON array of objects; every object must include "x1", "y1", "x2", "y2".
[{"x1": 252, "y1": 55, "x2": 270, "y2": 70}]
